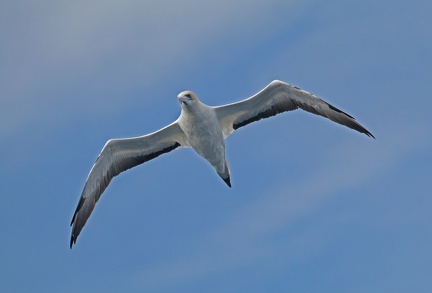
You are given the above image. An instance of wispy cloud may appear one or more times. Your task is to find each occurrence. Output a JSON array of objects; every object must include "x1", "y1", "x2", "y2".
[
  {"x1": 0, "y1": 0, "x2": 303, "y2": 138},
  {"x1": 128, "y1": 119, "x2": 431, "y2": 290}
]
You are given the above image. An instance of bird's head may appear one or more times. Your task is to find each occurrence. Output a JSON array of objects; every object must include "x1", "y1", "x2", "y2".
[{"x1": 178, "y1": 91, "x2": 198, "y2": 109}]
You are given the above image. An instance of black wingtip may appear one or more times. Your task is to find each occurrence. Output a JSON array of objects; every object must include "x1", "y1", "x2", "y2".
[
  {"x1": 70, "y1": 196, "x2": 85, "y2": 226},
  {"x1": 361, "y1": 127, "x2": 375, "y2": 139},
  {"x1": 70, "y1": 231, "x2": 77, "y2": 249}
]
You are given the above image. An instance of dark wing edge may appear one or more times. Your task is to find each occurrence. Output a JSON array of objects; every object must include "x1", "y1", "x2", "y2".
[
  {"x1": 69, "y1": 122, "x2": 186, "y2": 248},
  {"x1": 215, "y1": 80, "x2": 374, "y2": 139}
]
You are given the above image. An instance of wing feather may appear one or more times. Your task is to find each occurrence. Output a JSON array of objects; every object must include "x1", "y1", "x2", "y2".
[
  {"x1": 70, "y1": 121, "x2": 188, "y2": 248},
  {"x1": 215, "y1": 80, "x2": 374, "y2": 138}
]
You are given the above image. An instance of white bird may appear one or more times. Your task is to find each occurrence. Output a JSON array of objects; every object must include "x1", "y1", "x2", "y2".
[{"x1": 70, "y1": 80, "x2": 374, "y2": 248}]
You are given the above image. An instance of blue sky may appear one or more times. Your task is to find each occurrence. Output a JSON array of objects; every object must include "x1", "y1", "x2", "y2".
[{"x1": 1, "y1": 0, "x2": 431, "y2": 292}]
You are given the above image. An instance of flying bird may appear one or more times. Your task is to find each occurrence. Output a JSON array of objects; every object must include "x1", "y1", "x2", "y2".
[{"x1": 70, "y1": 80, "x2": 374, "y2": 248}]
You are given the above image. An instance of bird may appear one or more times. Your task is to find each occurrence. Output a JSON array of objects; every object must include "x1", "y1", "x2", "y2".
[{"x1": 70, "y1": 80, "x2": 374, "y2": 248}]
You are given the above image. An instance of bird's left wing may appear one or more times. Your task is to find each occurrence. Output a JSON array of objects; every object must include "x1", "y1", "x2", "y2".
[
  {"x1": 214, "y1": 80, "x2": 374, "y2": 138},
  {"x1": 70, "y1": 121, "x2": 189, "y2": 248}
]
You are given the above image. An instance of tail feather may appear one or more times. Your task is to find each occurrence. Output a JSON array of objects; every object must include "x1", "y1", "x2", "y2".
[{"x1": 217, "y1": 160, "x2": 231, "y2": 187}]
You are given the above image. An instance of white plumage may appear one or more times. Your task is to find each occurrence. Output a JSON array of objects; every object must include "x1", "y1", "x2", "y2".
[{"x1": 70, "y1": 80, "x2": 374, "y2": 248}]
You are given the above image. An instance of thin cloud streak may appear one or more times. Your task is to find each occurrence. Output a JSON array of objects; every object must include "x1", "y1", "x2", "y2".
[
  {"x1": 1, "y1": 1, "x2": 430, "y2": 292},
  {"x1": 129, "y1": 120, "x2": 430, "y2": 290},
  {"x1": 0, "y1": 0, "x2": 303, "y2": 138}
]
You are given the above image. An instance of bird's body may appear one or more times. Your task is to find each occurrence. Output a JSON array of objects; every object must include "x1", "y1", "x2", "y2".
[
  {"x1": 70, "y1": 80, "x2": 374, "y2": 248},
  {"x1": 177, "y1": 93, "x2": 229, "y2": 181}
]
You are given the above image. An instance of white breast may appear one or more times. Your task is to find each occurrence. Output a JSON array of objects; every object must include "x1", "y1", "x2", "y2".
[{"x1": 178, "y1": 101, "x2": 226, "y2": 171}]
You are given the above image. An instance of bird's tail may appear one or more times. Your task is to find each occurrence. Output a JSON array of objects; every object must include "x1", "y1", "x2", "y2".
[{"x1": 217, "y1": 160, "x2": 231, "y2": 187}]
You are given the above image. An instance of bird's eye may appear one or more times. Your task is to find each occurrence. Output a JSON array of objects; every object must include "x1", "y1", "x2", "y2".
[{"x1": 185, "y1": 93, "x2": 191, "y2": 98}]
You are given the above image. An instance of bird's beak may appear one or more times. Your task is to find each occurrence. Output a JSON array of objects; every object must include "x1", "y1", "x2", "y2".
[{"x1": 178, "y1": 96, "x2": 188, "y2": 105}]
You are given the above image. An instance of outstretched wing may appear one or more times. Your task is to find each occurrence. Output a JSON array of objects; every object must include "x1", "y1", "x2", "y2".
[
  {"x1": 70, "y1": 121, "x2": 189, "y2": 248},
  {"x1": 214, "y1": 80, "x2": 374, "y2": 138}
]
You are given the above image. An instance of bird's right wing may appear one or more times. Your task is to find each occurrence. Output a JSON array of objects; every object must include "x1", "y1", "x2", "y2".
[{"x1": 70, "y1": 121, "x2": 189, "y2": 248}]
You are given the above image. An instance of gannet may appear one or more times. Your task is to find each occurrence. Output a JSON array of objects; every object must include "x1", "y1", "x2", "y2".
[{"x1": 70, "y1": 80, "x2": 374, "y2": 248}]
